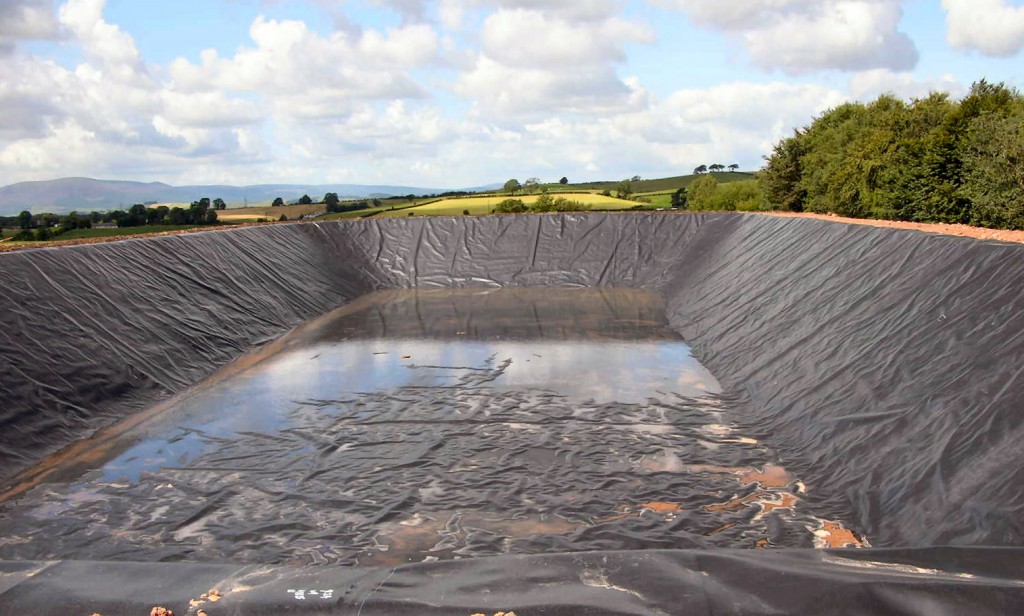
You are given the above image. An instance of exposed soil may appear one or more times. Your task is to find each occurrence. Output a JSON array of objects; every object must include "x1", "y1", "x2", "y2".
[{"x1": 762, "y1": 211, "x2": 1024, "y2": 244}]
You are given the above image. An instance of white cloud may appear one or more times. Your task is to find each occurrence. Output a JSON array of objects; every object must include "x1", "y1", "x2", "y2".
[
  {"x1": 0, "y1": 0, "x2": 993, "y2": 190},
  {"x1": 375, "y1": 0, "x2": 623, "y2": 24},
  {"x1": 454, "y1": 8, "x2": 654, "y2": 117},
  {"x1": 943, "y1": 0, "x2": 1024, "y2": 57},
  {"x1": 284, "y1": 100, "x2": 457, "y2": 159},
  {"x1": 160, "y1": 92, "x2": 263, "y2": 129},
  {"x1": 375, "y1": 81, "x2": 845, "y2": 185},
  {"x1": 847, "y1": 69, "x2": 966, "y2": 101},
  {"x1": 0, "y1": 0, "x2": 276, "y2": 182},
  {"x1": 170, "y1": 17, "x2": 438, "y2": 120},
  {"x1": 665, "y1": 0, "x2": 918, "y2": 74},
  {"x1": 0, "y1": 0, "x2": 59, "y2": 52},
  {"x1": 479, "y1": 10, "x2": 641, "y2": 67},
  {"x1": 0, "y1": 119, "x2": 97, "y2": 171},
  {"x1": 59, "y1": 0, "x2": 144, "y2": 75}
]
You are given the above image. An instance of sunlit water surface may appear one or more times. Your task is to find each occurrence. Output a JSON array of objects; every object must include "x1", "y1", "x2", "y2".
[{"x1": 0, "y1": 288, "x2": 865, "y2": 566}]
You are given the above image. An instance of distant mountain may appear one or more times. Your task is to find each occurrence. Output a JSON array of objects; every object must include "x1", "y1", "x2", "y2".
[{"x1": 0, "y1": 177, "x2": 501, "y2": 214}]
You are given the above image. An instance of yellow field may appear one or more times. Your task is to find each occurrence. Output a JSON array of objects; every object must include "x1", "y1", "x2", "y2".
[
  {"x1": 217, "y1": 203, "x2": 324, "y2": 222},
  {"x1": 376, "y1": 193, "x2": 637, "y2": 217}
]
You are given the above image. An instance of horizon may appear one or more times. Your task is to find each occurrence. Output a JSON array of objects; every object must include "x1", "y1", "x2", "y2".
[
  {"x1": 1, "y1": 1, "x2": 1022, "y2": 187},
  {"x1": 0, "y1": 176, "x2": 479, "y2": 189},
  {"x1": 0, "y1": 171, "x2": 752, "y2": 190}
]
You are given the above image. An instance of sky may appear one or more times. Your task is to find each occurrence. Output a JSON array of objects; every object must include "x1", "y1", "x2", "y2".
[{"x1": 1, "y1": 0, "x2": 1023, "y2": 188}]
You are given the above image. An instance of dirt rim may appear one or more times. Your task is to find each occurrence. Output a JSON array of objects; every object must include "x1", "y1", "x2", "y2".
[
  {"x1": 3, "y1": 211, "x2": 1023, "y2": 253},
  {"x1": 760, "y1": 211, "x2": 1024, "y2": 244}
]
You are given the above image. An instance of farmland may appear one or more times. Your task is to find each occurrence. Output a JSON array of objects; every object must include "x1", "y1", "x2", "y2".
[
  {"x1": 374, "y1": 193, "x2": 638, "y2": 217},
  {"x1": 0, "y1": 172, "x2": 755, "y2": 251},
  {"x1": 58, "y1": 225, "x2": 201, "y2": 239},
  {"x1": 216, "y1": 203, "x2": 325, "y2": 222},
  {"x1": 560, "y1": 172, "x2": 756, "y2": 194}
]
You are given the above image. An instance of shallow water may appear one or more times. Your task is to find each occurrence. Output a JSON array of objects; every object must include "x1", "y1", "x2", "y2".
[{"x1": 0, "y1": 288, "x2": 865, "y2": 565}]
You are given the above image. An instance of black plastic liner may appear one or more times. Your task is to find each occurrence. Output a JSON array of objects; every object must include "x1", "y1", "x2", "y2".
[
  {"x1": 3, "y1": 212, "x2": 1024, "y2": 613},
  {"x1": 5, "y1": 288, "x2": 839, "y2": 565},
  {"x1": 3, "y1": 549, "x2": 1024, "y2": 615}
]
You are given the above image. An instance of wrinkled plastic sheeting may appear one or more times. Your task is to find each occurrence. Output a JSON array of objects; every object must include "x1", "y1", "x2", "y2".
[
  {"x1": 3, "y1": 549, "x2": 1024, "y2": 615},
  {"x1": 658, "y1": 215, "x2": 1024, "y2": 547},
  {"x1": 2, "y1": 212, "x2": 1024, "y2": 553},
  {"x1": 0, "y1": 224, "x2": 391, "y2": 480},
  {"x1": 0, "y1": 214, "x2": 704, "y2": 484}
]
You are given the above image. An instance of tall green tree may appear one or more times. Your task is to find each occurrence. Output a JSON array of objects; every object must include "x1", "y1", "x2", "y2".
[
  {"x1": 687, "y1": 175, "x2": 718, "y2": 210},
  {"x1": 962, "y1": 97, "x2": 1024, "y2": 228},
  {"x1": 671, "y1": 187, "x2": 688, "y2": 209},
  {"x1": 760, "y1": 133, "x2": 807, "y2": 212},
  {"x1": 148, "y1": 205, "x2": 169, "y2": 225},
  {"x1": 169, "y1": 207, "x2": 188, "y2": 225},
  {"x1": 616, "y1": 179, "x2": 633, "y2": 200},
  {"x1": 759, "y1": 81, "x2": 1024, "y2": 228},
  {"x1": 504, "y1": 179, "x2": 521, "y2": 195}
]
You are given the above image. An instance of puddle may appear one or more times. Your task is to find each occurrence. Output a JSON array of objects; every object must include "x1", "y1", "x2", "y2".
[{"x1": 0, "y1": 288, "x2": 866, "y2": 565}]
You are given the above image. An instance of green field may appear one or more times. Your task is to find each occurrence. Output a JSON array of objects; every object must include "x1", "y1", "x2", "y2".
[
  {"x1": 58, "y1": 225, "x2": 202, "y2": 239},
  {"x1": 374, "y1": 193, "x2": 638, "y2": 217},
  {"x1": 320, "y1": 198, "x2": 442, "y2": 221},
  {"x1": 637, "y1": 191, "x2": 674, "y2": 208},
  {"x1": 319, "y1": 208, "x2": 387, "y2": 221},
  {"x1": 561, "y1": 172, "x2": 756, "y2": 194},
  {"x1": 218, "y1": 203, "x2": 324, "y2": 222}
]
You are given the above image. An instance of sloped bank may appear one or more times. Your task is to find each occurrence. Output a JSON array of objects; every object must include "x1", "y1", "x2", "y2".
[{"x1": 2, "y1": 212, "x2": 1024, "y2": 613}]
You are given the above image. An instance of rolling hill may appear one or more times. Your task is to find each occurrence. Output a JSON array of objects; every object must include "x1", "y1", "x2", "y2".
[
  {"x1": 0, "y1": 177, "x2": 500, "y2": 214},
  {"x1": 562, "y1": 172, "x2": 756, "y2": 194}
]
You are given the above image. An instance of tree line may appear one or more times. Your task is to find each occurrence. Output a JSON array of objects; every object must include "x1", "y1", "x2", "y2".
[
  {"x1": 494, "y1": 194, "x2": 590, "y2": 214},
  {"x1": 503, "y1": 177, "x2": 572, "y2": 196},
  {"x1": 760, "y1": 80, "x2": 1024, "y2": 229},
  {"x1": 694, "y1": 164, "x2": 740, "y2": 174},
  {"x1": 117, "y1": 198, "x2": 222, "y2": 228},
  {"x1": 3, "y1": 197, "x2": 225, "y2": 241}
]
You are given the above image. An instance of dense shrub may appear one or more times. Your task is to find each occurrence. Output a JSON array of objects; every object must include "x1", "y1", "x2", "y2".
[
  {"x1": 671, "y1": 187, "x2": 688, "y2": 209},
  {"x1": 688, "y1": 177, "x2": 765, "y2": 211},
  {"x1": 494, "y1": 199, "x2": 528, "y2": 214},
  {"x1": 962, "y1": 99, "x2": 1024, "y2": 228},
  {"x1": 326, "y1": 200, "x2": 370, "y2": 214},
  {"x1": 529, "y1": 195, "x2": 590, "y2": 213},
  {"x1": 760, "y1": 80, "x2": 1024, "y2": 229},
  {"x1": 713, "y1": 180, "x2": 765, "y2": 211}
]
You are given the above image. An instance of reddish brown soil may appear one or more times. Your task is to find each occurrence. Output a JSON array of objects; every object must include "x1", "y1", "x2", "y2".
[{"x1": 762, "y1": 211, "x2": 1024, "y2": 243}]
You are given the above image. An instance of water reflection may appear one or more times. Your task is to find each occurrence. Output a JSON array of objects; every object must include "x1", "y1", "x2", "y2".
[
  {"x1": 0, "y1": 288, "x2": 866, "y2": 565},
  {"x1": 95, "y1": 289, "x2": 719, "y2": 481}
]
